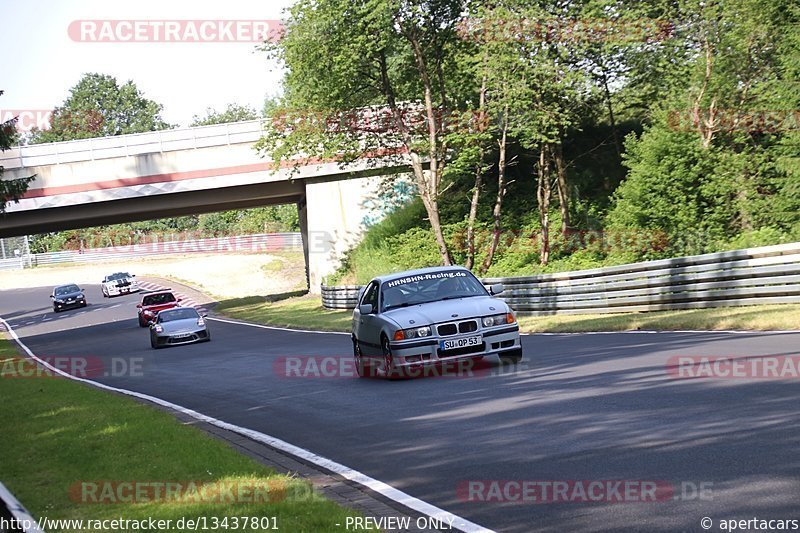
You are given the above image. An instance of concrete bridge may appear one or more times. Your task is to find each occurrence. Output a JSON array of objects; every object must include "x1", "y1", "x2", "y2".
[{"x1": 0, "y1": 120, "x2": 411, "y2": 291}]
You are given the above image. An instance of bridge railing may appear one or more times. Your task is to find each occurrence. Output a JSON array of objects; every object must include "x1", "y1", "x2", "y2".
[
  {"x1": 321, "y1": 241, "x2": 800, "y2": 315},
  {"x1": 1, "y1": 120, "x2": 266, "y2": 169}
]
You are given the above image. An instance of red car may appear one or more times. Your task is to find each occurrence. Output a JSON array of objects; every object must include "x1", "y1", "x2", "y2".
[{"x1": 137, "y1": 290, "x2": 181, "y2": 327}]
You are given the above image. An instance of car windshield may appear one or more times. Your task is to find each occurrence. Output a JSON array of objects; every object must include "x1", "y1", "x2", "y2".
[
  {"x1": 108, "y1": 272, "x2": 130, "y2": 281},
  {"x1": 54, "y1": 285, "x2": 80, "y2": 296},
  {"x1": 142, "y1": 293, "x2": 176, "y2": 306},
  {"x1": 157, "y1": 308, "x2": 199, "y2": 322},
  {"x1": 381, "y1": 270, "x2": 488, "y2": 311}
]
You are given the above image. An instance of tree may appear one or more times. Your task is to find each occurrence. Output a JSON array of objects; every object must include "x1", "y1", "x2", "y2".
[
  {"x1": 0, "y1": 91, "x2": 34, "y2": 213},
  {"x1": 257, "y1": 0, "x2": 474, "y2": 266},
  {"x1": 608, "y1": 0, "x2": 800, "y2": 256},
  {"x1": 191, "y1": 104, "x2": 259, "y2": 126},
  {"x1": 29, "y1": 73, "x2": 172, "y2": 143}
]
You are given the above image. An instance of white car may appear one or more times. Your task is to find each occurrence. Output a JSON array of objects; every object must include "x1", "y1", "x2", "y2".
[
  {"x1": 101, "y1": 272, "x2": 139, "y2": 297},
  {"x1": 352, "y1": 266, "x2": 522, "y2": 379}
]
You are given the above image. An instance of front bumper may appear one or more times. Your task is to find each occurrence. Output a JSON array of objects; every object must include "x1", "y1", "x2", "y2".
[
  {"x1": 152, "y1": 328, "x2": 210, "y2": 347},
  {"x1": 54, "y1": 299, "x2": 85, "y2": 310},
  {"x1": 107, "y1": 284, "x2": 139, "y2": 296},
  {"x1": 388, "y1": 324, "x2": 521, "y2": 368}
]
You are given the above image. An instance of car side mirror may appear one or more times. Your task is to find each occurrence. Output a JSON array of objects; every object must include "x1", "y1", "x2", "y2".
[
  {"x1": 49, "y1": 295, "x2": 54, "y2": 299},
  {"x1": 490, "y1": 283, "x2": 504, "y2": 296},
  {"x1": 136, "y1": 304, "x2": 142, "y2": 308},
  {"x1": 81, "y1": 288, "x2": 85, "y2": 292},
  {"x1": 202, "y1": 313, "x2": 208, "y2": 318},
  {"x1": 131, "y1": 274, "x2": 136, "y2": 277},
  {"x1": 358, "y1": 304, "x2": 374, "y2": 315}
]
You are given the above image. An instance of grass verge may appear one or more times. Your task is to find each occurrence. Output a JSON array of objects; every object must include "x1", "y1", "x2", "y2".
[
  {"x1": 0, "y1": 337, "x2": 370, "y2": 532},
  {"x1": 516, "y1": 304, "x2": 800, "y2": 333},
  {"x1": 216, "y1": 294, "x2": 800, "y2": 334},
  {"x1": 216, "y1": 294, "x2": 352, "y2": 332}
]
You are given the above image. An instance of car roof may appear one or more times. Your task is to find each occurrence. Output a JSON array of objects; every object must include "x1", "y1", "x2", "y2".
[
  {"x1": 372, "y1": 266, "x2": 472, "y2": 284},
  {"x1": 158, "y1": 307, "x2": 196, "y2": 315},
  {"x1": 141, "y1": 290, "x2": 174, "y2": 298},
  {"x1": 54, "y1": 283, "x2": 80, "y2": 290}
]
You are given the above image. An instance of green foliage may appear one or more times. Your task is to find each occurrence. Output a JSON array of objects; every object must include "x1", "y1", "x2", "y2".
[
  {"x1": 29, "y1": 73, "x2": 172, "y2": 143},
  {"x1": 0, "y1": 90, "x2": 34, "y2": 212},
  {"x1": 190, "y1": 104, "x2": 259, "y2": 127}
]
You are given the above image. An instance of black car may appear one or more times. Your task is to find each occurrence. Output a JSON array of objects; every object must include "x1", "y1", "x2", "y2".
[{"x1": 51, "y1": 284, "x2": 87, "y2": 312}]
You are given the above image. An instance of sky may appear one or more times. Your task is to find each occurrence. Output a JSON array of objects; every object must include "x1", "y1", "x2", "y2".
[{"x1": 1, "y1": 0, "x2": 296, "y2": 128}]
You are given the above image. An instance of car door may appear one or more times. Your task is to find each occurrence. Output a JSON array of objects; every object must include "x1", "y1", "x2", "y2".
[{"x1": 354, "y1": 281, "x2": 381, "y2": 358}]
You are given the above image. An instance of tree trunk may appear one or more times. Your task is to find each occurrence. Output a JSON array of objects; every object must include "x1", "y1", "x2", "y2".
[
  {"x1": 538, "y1": 145, "x2": 552, "y2": 265},
  {"x1": 481, "y1": 111, "x2": 509, "y2": 273},
  {"x1": 465, "y1": 72, "x2": 488, "y2": 271},
  {"x1": 407, "y1": 31, "x2": 452, "y2": 265},
  {"x1": 379, "y1": 48, "x2": 452, "y2": 265},
  {"x1": 465, "y1": 150, "x2": 484, "y2": 270},
  {"x1": 553, "y1": 142, "x2": 569, "y2": 235}
]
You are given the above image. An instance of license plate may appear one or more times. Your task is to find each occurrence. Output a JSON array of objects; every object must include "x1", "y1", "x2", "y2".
[
  {"x1": 440, "y1": 336, "x2": 482, "y2": 351},
  {"x1": 172, "y1": 334, "x2": 191, "y2": 340}
]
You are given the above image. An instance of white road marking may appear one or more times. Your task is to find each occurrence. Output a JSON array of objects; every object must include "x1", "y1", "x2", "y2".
[
  {"x1": 207, "y1": 316, "x2": 350, "y2": 335},
  {"x1": 522, "y1": 329, "x2": 800, "y2": 336},
  {"x1": 0, "y1": 317, "x2": 494, "y2": 533}
]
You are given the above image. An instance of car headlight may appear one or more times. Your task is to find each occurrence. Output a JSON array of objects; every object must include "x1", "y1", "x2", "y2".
[
  {"x1": 197, "y1": 318, "x2": 205, "y2": 327},
  {"x1": 393, "y1": 326, "x2": 432, "y2": 341},
  {"x1": 482, "y1": 312, "x2": 516, "y2": 327},
  {"x1": 154, "y1": 325, "x2": 163, "y2": 333},
  {"x1": 77, "y1": 294, "x2": 85, "y2": 299}
]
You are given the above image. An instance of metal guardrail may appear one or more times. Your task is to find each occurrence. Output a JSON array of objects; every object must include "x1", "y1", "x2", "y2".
[
  {"x1": 1, "y1": 233, "x2": 302, "y2": 269},
  {"x1": 0, "y1": 120, "x2": 265, "y2": 169},
  {"x1": 321, "y1": 241, "x2": 800, "y2": 315}
]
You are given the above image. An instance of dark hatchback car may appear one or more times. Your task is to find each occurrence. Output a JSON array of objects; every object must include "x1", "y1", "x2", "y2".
[{"x1": 50, "y1": 284, "x2": 87, "y2": 312}]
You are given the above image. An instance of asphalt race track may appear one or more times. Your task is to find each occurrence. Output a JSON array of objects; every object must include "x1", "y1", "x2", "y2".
[{"x1": 2, "y1": 285, "x2": 799, "y2": 532}]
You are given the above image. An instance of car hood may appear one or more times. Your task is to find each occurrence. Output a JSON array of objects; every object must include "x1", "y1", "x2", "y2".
[
  {"x1": 143, "y1": 302, "x2": 178, "y2": 312},
  {"x1": 383, "y1": 296, "x2": 507, "y2": 328},
  {"x1": 157, "y1": 318, "x2": 202, "y2": 333},
  {"x1": 55, "y1": 291, "x2": 83, "y2": 299}
]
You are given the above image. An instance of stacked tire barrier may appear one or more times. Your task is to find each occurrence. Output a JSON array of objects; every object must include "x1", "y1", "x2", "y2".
[{"x1": 321, "y1": 242, "x2": 800, "y2": 315}]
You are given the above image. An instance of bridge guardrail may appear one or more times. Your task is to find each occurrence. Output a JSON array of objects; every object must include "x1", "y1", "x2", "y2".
[
  {"x1": 1, "y1": 120, "x2": 266, "y2": 169},
  {"x1": 321, "y1": 241, "x2": 800, "y2": 315}
]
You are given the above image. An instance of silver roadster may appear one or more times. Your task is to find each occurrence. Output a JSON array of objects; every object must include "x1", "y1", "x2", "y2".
[
  {"x1": 351, "y1": 266, "x2": 522, "y2": 378},
  {"x1": 149, "y1": 307, "x2": 211, "y2": 349}
]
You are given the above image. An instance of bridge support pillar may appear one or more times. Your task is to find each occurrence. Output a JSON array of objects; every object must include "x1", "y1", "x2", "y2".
[{"x1": 302, "y1": 176, "x2": 380, "y2": 294}]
